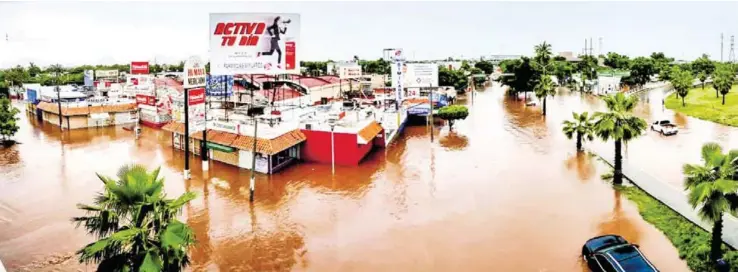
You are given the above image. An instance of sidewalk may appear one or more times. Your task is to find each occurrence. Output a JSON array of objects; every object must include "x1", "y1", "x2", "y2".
[{"x1": 597, "y1": 154, "x2": 738, "y2": 249}]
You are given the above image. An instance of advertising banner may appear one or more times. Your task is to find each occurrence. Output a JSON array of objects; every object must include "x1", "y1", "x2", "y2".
[
  {"x1": 187, "y1": 88, "x2": 207, "y2": 134},
  {"x1": 391, "y1": 63, "x2": 439, "y2": 88},
  {"x1": 135, "y1": 94, "x2": 156, "y2": 106},
  {"x1": 338, "y1": 64, "x2": 362, "y2": 79},
  {"x1": 130, "y1": 62, "x2": 150, "y2": 75},
  {"x1": 206, "y1": 75, "x2": 234, "y2": 96},
  {"x1": 209, "y1": 120, "x2": 239, "y2": 134},
  {"x1": 183, "y1": 56, "x2": 207, "y2": 89},
  {"x1": 393, "y1": 61, "x2": 404, "y2": 101},
  {"x1": 83, "y1": 70, "x2": 94, "y2": 87},
  {"x1": 209, "y1": 13, "x2": 301, "y2": 75},
  {"x1": 95, "y1": 70, "x2": 119, "y2": 78}
]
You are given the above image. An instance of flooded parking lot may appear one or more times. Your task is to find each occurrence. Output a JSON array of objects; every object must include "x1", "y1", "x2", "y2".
[{"x1": 0, "y1": 84, "x2": 696, "y2": 271}]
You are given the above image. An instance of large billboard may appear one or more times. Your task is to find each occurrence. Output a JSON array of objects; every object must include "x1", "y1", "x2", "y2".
[
  {"x1": 130, "y1": 62, "x2": 150, "y2": 75},
  {"x1": 183, "y1": 56, "x2": 207, "y2": 89},
  {"x1": 209, "y1": 13, "x2": 301, "y2": 75},
  {"x1": 391, "y1": 63, "x2": 439, "y2": 88},
  {"x1": 338, "y1": 64, "x2": 362, "y2": 79},
  {"x1": 206, "y1": 75, "x2": 234, "y2": 96}
]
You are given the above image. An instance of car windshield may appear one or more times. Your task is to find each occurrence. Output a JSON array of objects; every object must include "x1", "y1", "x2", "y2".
[
  {"x1": 659, "y1": 120, "x2": 670, "y2": 125},
  {"x1": 619, "y1": 255, "x2": 653, "y2": 271}
]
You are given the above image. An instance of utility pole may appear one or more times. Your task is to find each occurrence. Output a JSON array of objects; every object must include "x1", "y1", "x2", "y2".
[
  {"x1": 721, "y1": 33, "x2": 724, "y2": 62},
  {"x1": 184, "y1": 88, "x2": 190, "y2": 179},
  {"x1": 599, "y1": 37, "x2": 603, "y2": 56},
  {"x1": 429, "y1": 83, "x2": 434, "y2": 143},
  {"x1": 249, "y1": 113, "x2": 258, "y2": 202},
  {"x1": 55, "y1": 64, "x2": 62, "y2": 131}
]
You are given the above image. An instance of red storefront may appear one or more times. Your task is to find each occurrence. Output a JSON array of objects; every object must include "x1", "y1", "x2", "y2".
[{"x1": 300, "y1": 121, "x2": 385, "y2": 166}]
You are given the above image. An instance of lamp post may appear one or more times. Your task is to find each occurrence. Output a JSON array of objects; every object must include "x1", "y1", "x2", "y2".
[
  {"x1": 54, "y1": 65, "x2": 62, "y2": 131},
  {"x1": 330, "y1": 122, "x2": 336, "y2": 175},
  {"x1": 249, "y1": 116, "x2": 258, "y2": 202}
]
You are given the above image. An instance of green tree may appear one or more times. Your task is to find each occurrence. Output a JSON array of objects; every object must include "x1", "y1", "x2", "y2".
[
  {"x1": 460, "y1": 60, "x2": 471, "y2": 71},
  {"x1": 692, "y1": 54, "x2": 715, "y2": 91},
  {"x1": 533, "y1": 41, "x2": 553, "y2": 66},
  {"x1": 682, "y1": 142, "x2": 738, "y2": 264},
  {"x1": 621, "y1": 57, "x2": 654, "y2": 91},
  {"x1": 669, "y1": 66, "x2": 694, "y2": 107},
  {"x1": 474, "y1": 60, "x2": 495, "y2": 75},
  {"x1": 534, "y1": 74, "x2": 555, "y2": 116},
  {"x1": 436, "y1": 105, "x2": 469, "y2": 131},
  {"x1": 651, "y1": 52, "x2": 674, "y2": 77},
  {"x1": 4, "y1": 65, "x2": 29, "y2": 88},
  {"x1": 593, "y1": 93, "x2": 648, "y2": 184},
  {"x1": 604, "y1": 52, "x2": 631, "y2": 70},
  {"x1": 552, "y1": 60, "x2": 574, "y2": 86},
  {"x1": 0, "y1": 96, "x2": 20, "y2": 144},
  {"x1": 577, "y1": 55, "x2": 598, "y2": 92},
  {"x1": 438, "y1": 66, "x2": 468, "y2": 91},
  {"x1": 713, "y1": 63, "x2": 736, "y2": 105},
  {"x1": 562, "y1": 111, "x2": 595, "y2": 151},
  {"x1": 73, "y1": 164, "x2": 197, "y2": 271},
  {"x1": 28, "y1": 62, "x2": 42, "y2": 78}
]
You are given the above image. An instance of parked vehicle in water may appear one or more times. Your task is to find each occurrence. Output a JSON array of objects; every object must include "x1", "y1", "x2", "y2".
[
  {"x1": 650, "y1": 119, "x2": 678, "y2": 135},
  {"x1": 525, "y1": 100, "x2": 537, "y2": 107},
  {"x1": 582, "y1": 235, "x2": 658, "y2": 272}
]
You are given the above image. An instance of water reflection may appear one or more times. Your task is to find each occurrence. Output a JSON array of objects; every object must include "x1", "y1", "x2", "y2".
[
  {"x1": 673, "y1": 112, "x2": 688, "y2": 128},
  {"x1": 565, "y1": 152, "x2": 597, "y2": 181},
  {"x1": 438, "y1": 132, "x2": 469, "y2": 151}
]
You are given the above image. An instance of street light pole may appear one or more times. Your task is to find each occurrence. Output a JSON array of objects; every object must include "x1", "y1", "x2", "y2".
[
  {"x1": 429, "y1": 84, "x2": 434, "y2": 143},
  {"x1": 330, "y1": 123, "x2": 336, "y2": 175},
  {"x1": 184, "y1": 89, "x2": 190, "y2": 179},
  {"x1": 249, "y1": 116, "x2": 258, "y2": 202},
  {"x1": 55, "y1": 65, "x2": 62, "y2": 131}
]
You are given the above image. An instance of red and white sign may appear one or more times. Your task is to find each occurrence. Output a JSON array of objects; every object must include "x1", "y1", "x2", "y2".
[
  {"x1": 183, "y1": 56, "x2": 206, "y2": 88},
  {"x1": 131, "y1": 78, "x2": 139, "y2": 86},
  {"x1": 187, "y1": 88, "x2": 206, "y2": 105},
  {"x1": 209, "y1": 13, "x2": 301, "y2": 75},
  {"x1": 135, "y1": 94, "x2": 156, "y2": 106},
  {"x1": 130, "y1": 62, "x2": 149, "y2": 75}
]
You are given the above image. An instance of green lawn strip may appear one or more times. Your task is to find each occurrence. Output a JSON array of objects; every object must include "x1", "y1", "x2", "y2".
[
  {"x1": 615, "y1": 185, "x2": 738, "y2": 271},
  {"x1": 665, "y1": 84, "x2": 738, "y2": 127}
]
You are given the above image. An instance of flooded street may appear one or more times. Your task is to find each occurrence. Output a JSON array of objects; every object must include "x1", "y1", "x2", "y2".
[{"x1": 0, "y1": 84, "x2": 708, "y2": 271}]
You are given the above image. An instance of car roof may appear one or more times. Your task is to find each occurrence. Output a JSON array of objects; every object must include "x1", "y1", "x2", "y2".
[
  {"x1": 585, "y1": 235, "x2": 627, "y2": 252},
  {"x1": 604, "y1": 245, "x2": 657, "y2": 271}
]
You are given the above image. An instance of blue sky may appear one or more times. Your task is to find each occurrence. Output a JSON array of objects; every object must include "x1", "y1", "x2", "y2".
[{"x1": 1, "y1": 1, "x2": 737, "y2": 68}]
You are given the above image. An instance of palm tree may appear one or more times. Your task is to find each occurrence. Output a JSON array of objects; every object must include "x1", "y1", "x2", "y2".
[
  {"x1": 713, "y1": 63, "x2": 736, "y2": 105},
  {"x1": 593, "y1": 93, "x2": 648, "y2": 184},
  {"x1": 683, "y1": 142, "x2": 738, "y2": 263},
  {"x1": 562, "y1": 112, "x2": 595, "y2": 151},
  {"x1": 534, "y1": 75, "x2": 556, "y2": 116},
  {"x1": 534, "y1": 41, "x2": 553, "y2": 66},
  {"x1": 73, "y1": 164, "x2": 197, "y2": 271}
]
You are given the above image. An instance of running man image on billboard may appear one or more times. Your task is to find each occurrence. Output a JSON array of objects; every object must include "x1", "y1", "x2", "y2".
[{"x1": 209, "y1": 13, "x2": 301, "y2": 75}]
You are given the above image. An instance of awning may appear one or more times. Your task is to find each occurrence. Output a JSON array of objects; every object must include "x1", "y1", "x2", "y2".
[
  {"x1": 90, "y1": 113, "x2": 109, "y2": 119},
  {"x1": 357, "y1": 121, "x2": 383, "y2": 144},
  {"x1": 207, "y1": 142, "x2": 235, "y2": 153}
]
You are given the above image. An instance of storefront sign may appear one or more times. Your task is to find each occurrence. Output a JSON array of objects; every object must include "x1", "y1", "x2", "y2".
[
  {"x1": 187, "y1": 88, "x2": 206, "y2": 134},
  {"x1": 95, "y1": 70, "x2": 119, "y2": 78},
  {"x1": 338, "y1": 64, "x2": 362, "y2": 79},
  {"x1": 209, "y1": 13, "x2": 301, "y2": 75},
  {"x1": 130, "y1": 61, "x2": 150, "y2": 75},
  {"x1": 135, "y1": 94, "x2": 156, "y2": 106},
  {"x1": 183, "y1": 56, "x2": 207, "y2": 88},
  {"x1": 206, "y1": 142, "x2": 235, "y2": 153},
  {"x1": 210, "y1": 120, "x2": 239, "y2": 134}
]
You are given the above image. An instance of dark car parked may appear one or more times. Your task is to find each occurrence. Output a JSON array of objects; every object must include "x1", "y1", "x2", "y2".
[{"x1": 582, "y1": 235, "x2": 658, "y2": 272}]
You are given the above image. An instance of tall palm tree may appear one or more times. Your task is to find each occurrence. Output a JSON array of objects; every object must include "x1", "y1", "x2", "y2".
[
  {"x1": 713, "y1": 63, "x2": 736, "y2": 105},
  {"x1": 73, "y1": 164, "x2": 197, "y2": 272},
  {"x1": 593, "y1": 93, "x2": 647, "y2": 184},
  {"x1": 562, "y1": 112, "x2": 595, "y2": 151},
  {"x1": 534, "y1": 41, "x2": 553, "y2": 66},
  {"x1": 683, "y1": 142, "x2": 738, "y2": 263},
  {"x1": 534, "y1": 75, "x2": 556, "y2": 116}
]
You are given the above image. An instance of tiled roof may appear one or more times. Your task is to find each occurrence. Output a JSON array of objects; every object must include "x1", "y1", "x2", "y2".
[
  {"x1": 230, "y1": 129, "x2": 306, "y2": 155},
  {"x1": 208, "y1": 130, "x2": 238, "y2": 146},
  {"x1": 36, "y1": 102, "x2": 136, "y2": 116},
  {"x1": 357, "y1": 121, "x2": 383, "y2": 144}
]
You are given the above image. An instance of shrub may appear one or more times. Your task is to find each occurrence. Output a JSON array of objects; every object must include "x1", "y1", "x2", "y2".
[{"x1": 436, "y1": 105, "x2": 469, "y2": 130}]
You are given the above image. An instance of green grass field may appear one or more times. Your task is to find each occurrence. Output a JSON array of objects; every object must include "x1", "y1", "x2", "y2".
[{"x1": 665, "y1": 84, "x2": 738, "y2": 127}]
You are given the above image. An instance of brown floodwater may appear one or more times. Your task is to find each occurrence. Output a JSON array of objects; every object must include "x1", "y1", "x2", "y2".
[{"x1": 0, "y1": 84, "x2": 701, "y2": 271}]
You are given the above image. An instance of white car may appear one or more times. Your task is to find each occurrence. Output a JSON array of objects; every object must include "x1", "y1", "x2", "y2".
[
  {"x1": 525, "y1": 100, "x2": 538, "y2": 107},
  {"x1": 651, "y1": 119, "x2": 678, "y2": 135}
]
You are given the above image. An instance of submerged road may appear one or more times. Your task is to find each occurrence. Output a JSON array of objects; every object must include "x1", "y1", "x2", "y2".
[{"x1": 0, "y1": 83, "x2": 714, "y2": 271}]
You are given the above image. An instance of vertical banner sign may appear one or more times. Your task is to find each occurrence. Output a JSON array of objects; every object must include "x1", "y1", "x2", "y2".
[
  {"x1": 130, "y1": 61, "x2": 150, "y2": 75},
  {"x1": 84, "y1": 70, "x2": 94, "y2": 87},
  {"x1": 187, "y1": 88, "x2": 207, "y2": 134},
  {"x1": 391, "y1": 49, "x2": 405, "y2": 102},
  {"x1": 209, "y1": 13, "x2": 301, "y2": 75},
  {"x1": 184, "y1": 56, "x2": 207, "y2": 89}
]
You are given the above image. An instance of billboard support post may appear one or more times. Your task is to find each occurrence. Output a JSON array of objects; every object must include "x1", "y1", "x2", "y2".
[
  {"x1": 183, "y1": 56, "x2": 207, "y2": 178},
  {"x1": 184, "y1": 88, "x2": 190, "y2": 179}
]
